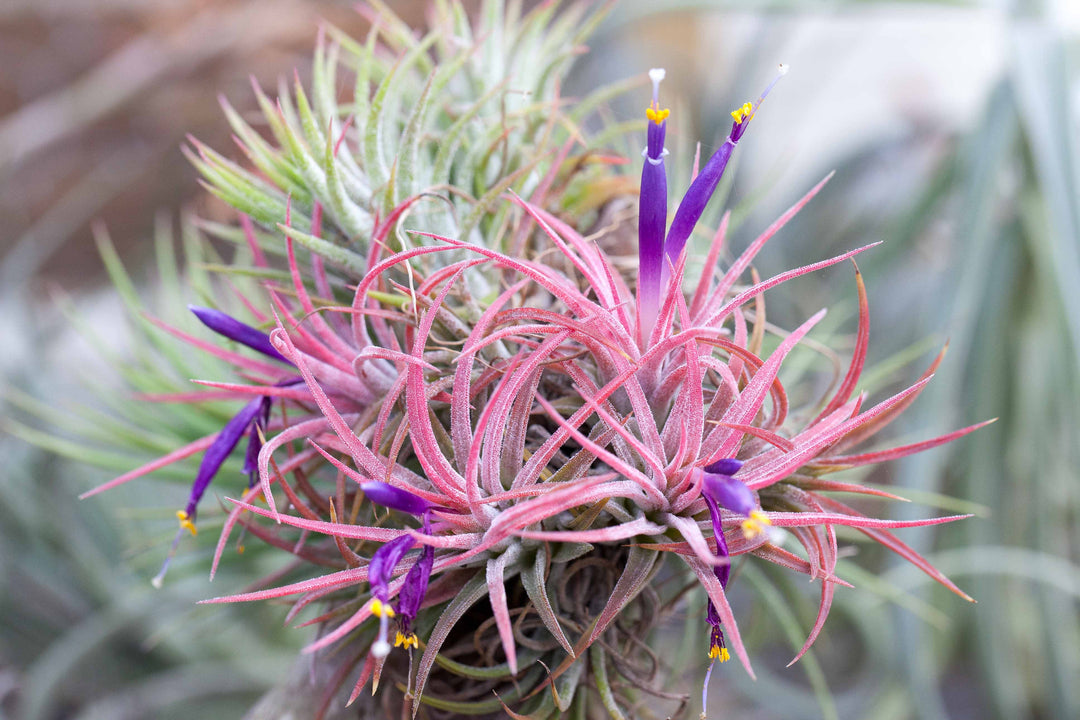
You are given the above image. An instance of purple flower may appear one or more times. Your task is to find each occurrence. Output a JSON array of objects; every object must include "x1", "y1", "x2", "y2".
[
  {"x1": 394, "y1": 514, "x2": 434, "y2": 651},
  {"x1": 153, "y1": 394, "x2": 267, "y2": 588},
  {"x1": 702, "y1": 459, "x2": 772, "y2": 541},
  {"x1": 368, "y1": 534, "x2": 417, "y2": 657},
  {"x1": 699, "y1": 458, "x2": 771, "y2": 667},
  {"x1": 189, "y1": 304, "x2": 291, "y2": 364},
  {"x1": 363, "y1": 483, "x2": 438, "y2": 656},
  {"x1": 638, "y1": 68, "x2": 669, "y2": 341},
  {"x1": 177, "y1": 307, "x2": 300, "y2": 534},
  {"x1": 176, "y1": 378, "x2": 301, "y2": 540},
  {"x1": 661, "y1": 65, "x2": 788, "y2": 285},
  {"x1": 153, "y1": 309, "x2": 301, "y2": 588},
  {"x1": 178, "y1": 396, "x2": 267, "y2": 535},
  {"x1": 700, "y1": 488, "x2": 732, "y2": 664}
]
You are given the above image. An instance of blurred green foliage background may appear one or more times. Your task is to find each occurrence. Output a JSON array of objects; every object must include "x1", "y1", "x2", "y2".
[{"x1": 2, "y1": 1, "x2": 1077, "y2": 718}]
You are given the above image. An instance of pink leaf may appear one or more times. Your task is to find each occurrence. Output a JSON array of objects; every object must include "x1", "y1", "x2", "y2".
[
  {"x1": 79, "y1": 434, "x2": 215, "y2": 499},
  {"x1": 487, "y1": 548, "x2": 520, "y2": 674},
  {"x1": 813, "y1": 419, "x2": 996, "y2": 468},
  {"x1": 813, "y1": 261, "x2": 868, "y2": 422}
]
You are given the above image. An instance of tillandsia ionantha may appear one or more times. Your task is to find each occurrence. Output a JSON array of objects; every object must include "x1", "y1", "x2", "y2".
[{"x1": 67, "y1": 2, "x2": 992, "y2": 718}]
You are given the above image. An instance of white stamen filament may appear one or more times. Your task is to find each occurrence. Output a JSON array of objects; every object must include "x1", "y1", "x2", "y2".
[
  {"x1": 151, "y1": 525, "x2": 187, "y2": 589},
  {"x1": 755, "y1": 62, "x2": 791, "y2": 108},
  {"x1": 701, "y1": 657, "x2": 717, "y2": 719},
  {"x1": 372, "y1": 612, "x2": 391, "y2": 658}
]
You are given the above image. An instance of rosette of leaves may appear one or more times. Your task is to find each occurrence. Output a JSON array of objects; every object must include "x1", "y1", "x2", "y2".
[{"x1": 12, "y1": 2, "x2": 988, "y2": 719}]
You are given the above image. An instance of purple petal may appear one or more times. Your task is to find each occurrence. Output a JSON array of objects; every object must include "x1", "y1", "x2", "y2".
[
  {"x1": 396, "y1": 544, "x2": 433, "y2": 631},
  {"x1": 183, "y1": 397, "x2": 264, "y2": 518},
  {"x1": 702, "y1": 490, "x2": 733, "y2": 661},
  {"x1": 189, "y1": 305, "x2": 291, "y2": 364},
  {"x1": 369, "y1": 534, "x2": 416, "y2": 598},
  {"x1": 663, "y1": 66, "x2": 786, "y2": 277},
  {"x1": 639, "y1": 67, "x2": 670, "y2": 339},
  {"x1": 241, "y1": 423, "x2": 261, "y2": 481},
  {"x1": 646, "y1": 117, "x2": 666, "y2": 161},
  {"x1": 638, "y1": 124, "x2": 667, "y2": 337},
  {"x1": 241, "y1": 397, "x2": 273, "y2": 482},
  {"x1": 663, "y1": 140, "x2": 736, "y2": 277},
  {"x1": 707, "y1": 600, "x2": 721, "y2": 627},
  {"x1": 704, "y1": 458, "x2": 743, "y2": 477},
  {"x1": 702, "y1": 493, "x2": 730, "y2": 589},
  {"x1": 361, "y1": 481, "x2": 433, "y2": 516},
  {"x1": 703, "y1": 472, "x2": 757, "y2": 518}
]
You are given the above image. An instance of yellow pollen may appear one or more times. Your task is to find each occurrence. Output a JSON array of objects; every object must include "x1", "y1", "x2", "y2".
[
  {"x1": 176, "y1": 510, "x2": 197, "y2": 537},
  {"x1": 646, "y1": 106, "x2": 670, "y2": 125},
  {"x1": 730, "y1": 101, "x2": 754, "y2": 124},
  {"x1": 741, "y1": 510, "x2": 773, "y2": 540},
  {"x1": 371, "y1": 599, "x2": 395, "y2": 618},
  {"x1": 395, "y1": 632, "x2": 419, "y2": 649},
  {"x1": 708, "y1": 644, "x2": 731, "y2": 663}
]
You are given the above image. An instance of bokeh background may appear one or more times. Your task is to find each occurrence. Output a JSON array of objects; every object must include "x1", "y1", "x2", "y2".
[{"x1": 2, "y1": 1, "x2": 1078, "y2": 718}]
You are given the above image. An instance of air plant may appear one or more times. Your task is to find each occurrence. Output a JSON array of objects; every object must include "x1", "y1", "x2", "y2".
[{"x1": 63, "y1": 2, "x2": 989, "y2": 718}]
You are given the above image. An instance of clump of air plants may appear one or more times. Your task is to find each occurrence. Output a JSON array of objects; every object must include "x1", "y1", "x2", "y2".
[{"x1": 69, "y1": 2, "x2": 989, "y2": 718}]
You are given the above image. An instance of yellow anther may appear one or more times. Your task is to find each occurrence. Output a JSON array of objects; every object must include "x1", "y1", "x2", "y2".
[
  {"x1": 176, "y1": 510, "x2": 197, "y2": 537},
  {"x1": 708, "y1": 644, "x2": 731, "y2": 662},
  {"x1": 730, "y1": 101, "x2": 754, "y2": 124},
  {"x1": 395, "y1": 632, "x2": 419, "y2": 649},
  {"x1": 371, "y1": 598, "x2": 395, "y2": 618},
  {"x1": 646, "y1": 106, "x2": 670, "y2": 125},
  {"x1": 740, "y1": 510, "x2": 773, "y2": 540},
  {"x1": 237, "y1": 545, "x2": 245, "y2": 554}
]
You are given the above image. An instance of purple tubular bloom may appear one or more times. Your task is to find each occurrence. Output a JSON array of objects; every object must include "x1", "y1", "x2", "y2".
[
  {"x1": 703, "y1": 471, "x2": 757, "y2": 518},
  {"x1": 662, "y1": 64, "x2": 788, "y2": 280},
  {"x1": 702, "y1": 457, "x2": 773, "y2": 541},
  {"x1": 181, "y1": 378, "x2": 303, "y2": 531},
  {"x1": 701, "y1": 491, "x2": 733, "y2": 666},
  {"x1": 662, "y1": 138, "x2": 735, "y2": 278},
  {"x1": 361, "y1": 480, "x2": 433, "y2": 516},
  {"x1": 638, "y1": 69, "x2": 669, "y2": 341},
  {"x1": 702, "y1": 492, "x2": 730, "y2": 589},
  {"x1": 181, "y1": 396, "x2": 265, "y2": 526},
  {"x1": 368, "y1": 533, "x2": 419, "y2": 658},
  {"x1": 369, "y1": 534, "x2": 417, "y2": 599},
  {"x1": 396, "y1": 545, "x2": 433, "y2": 628},
  {"x1": 395, "y1": 513, "x2": 434, "y2": 648},
  {"x1": 189, "y1": 305, "x2": 291, "y2": 364}
]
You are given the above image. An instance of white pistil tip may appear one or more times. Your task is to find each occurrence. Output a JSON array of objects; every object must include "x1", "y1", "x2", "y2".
[
  {"x1": 778, "y1": 63, "x2": 789, "y2": 75},
  {"x1": 766, "y1": 525, "x2": 789, "y2": 547},
  {"x1": 371, "y1": 639, "x2": 391, "y2": 658},
  {"x1": 151, "y1": 575, "x2": 164, "y2": 590},
  {"x1": 649, "y1": 68, "x2": 666, "y2": 99}
]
